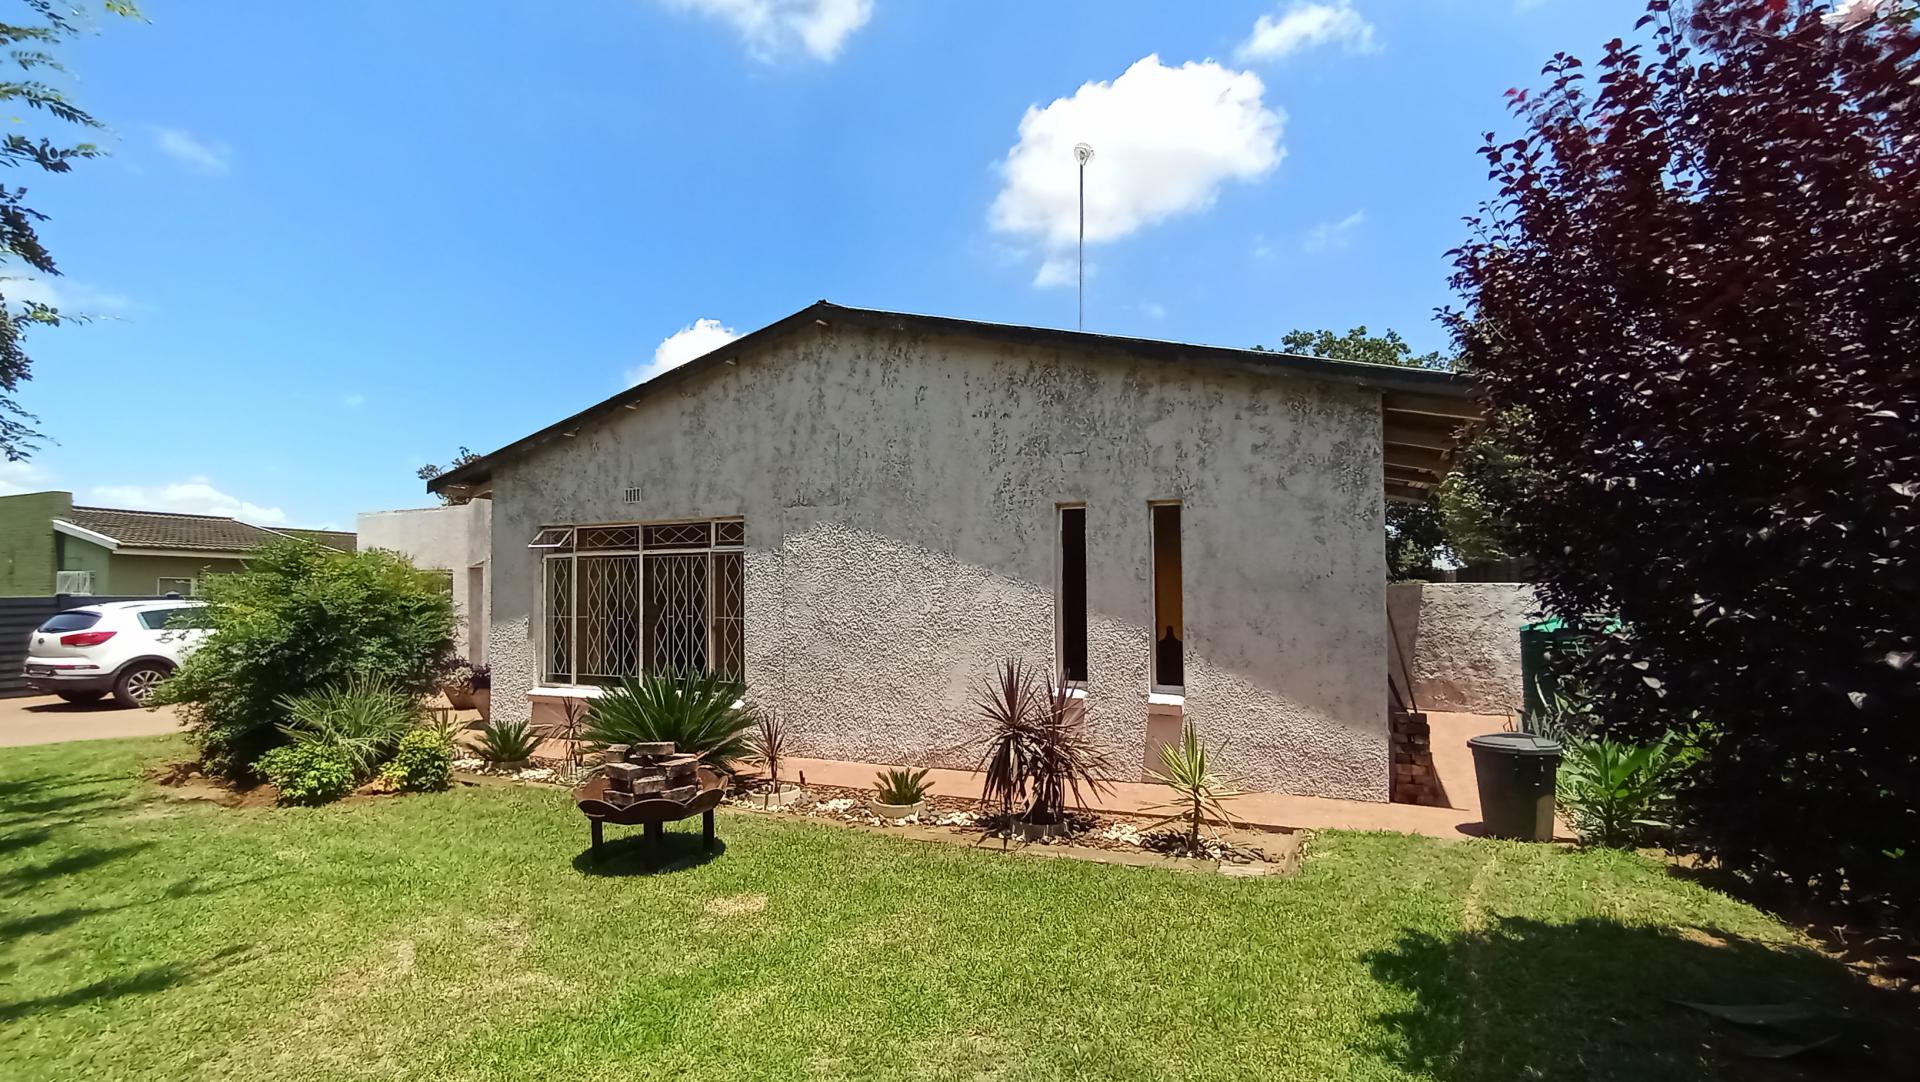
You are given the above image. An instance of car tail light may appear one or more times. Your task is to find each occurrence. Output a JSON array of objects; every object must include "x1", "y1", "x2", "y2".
[{"x1": 59, "y1": 630, "x2": 117, "y2": 647}]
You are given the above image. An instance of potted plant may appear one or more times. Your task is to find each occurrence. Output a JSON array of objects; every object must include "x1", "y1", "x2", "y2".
[
  {"x1": 469, "y1": 662, "x2": 492, "y2": 721},
  {"x1": 438, "y1": 656, "x2": 483, "y2": 712},
  {"x1": 745, "y1": 708, "x2": 801, "y2": 809},
  {"x1": 976, "y1": 659, "x2": 1111, "y2": 841},
  {"x1": 870, "y1": 767, "x2": 931, "y2": 820}
]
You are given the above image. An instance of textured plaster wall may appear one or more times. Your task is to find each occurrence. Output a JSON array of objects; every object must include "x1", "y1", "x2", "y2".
[
  {"x1": 487, "y1": 323, "x2": 1390, "y2": 799},
  {"x1": 1389, "y1": 581, "x2": 1541, "y2": 716},
  {"x1": 359, "y1": 502, "x2": 493, "y2": 661}
]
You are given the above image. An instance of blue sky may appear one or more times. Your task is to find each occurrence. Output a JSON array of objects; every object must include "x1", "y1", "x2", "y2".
[{"x1": 2, "y1": 0, "x2": 1638, "y2": 529}]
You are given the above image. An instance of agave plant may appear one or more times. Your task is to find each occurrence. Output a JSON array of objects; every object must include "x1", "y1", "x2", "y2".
[
  {"x1": 1557, "y1": 734, "x2": 1694, "y2": 848},
  {"x1": 582, "y1": 671, "x2": 755, "y2": 770},
  {"x1": 1143, "y1": 721, "x2": 1242, "y2": 849},
  {"x1": 277, "y1": 676, "x2": 421, "y2": 780},
  {"x1": 874, "y1": 766, "x2": 932, "y2": 806},
  {"x1": 476, "y1": 716, "x2": 540, "y2": 764}
]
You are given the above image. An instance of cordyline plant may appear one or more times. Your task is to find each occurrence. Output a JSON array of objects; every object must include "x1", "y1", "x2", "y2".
[
  {"x1": 1446, "y1": 0, "x2": 1919, "y2": 914},
  {"x1": 1144, "y1": 722, "x2": 1242, "y2": 851},
  {"x1": 974, "y1": 659, "x2": 1111, "y2": 830}
]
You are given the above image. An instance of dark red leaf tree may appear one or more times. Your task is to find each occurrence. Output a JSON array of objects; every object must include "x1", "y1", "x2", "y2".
[{"x1": 1447, "y1": 0, "x2": 1919, "y2": 914}]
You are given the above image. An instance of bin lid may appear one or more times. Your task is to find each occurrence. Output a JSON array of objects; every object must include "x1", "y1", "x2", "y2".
[{"x1": 1467, "y1": 732, "x2": 1563, "y2": 756}]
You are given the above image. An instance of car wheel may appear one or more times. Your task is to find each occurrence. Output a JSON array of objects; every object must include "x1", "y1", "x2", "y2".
[
  {"x1": 56, "y1": 690, "x2": 106, "y2": 705},
  {"x1": 113, "y1": 662, "x2": 172, "y2": 707}
]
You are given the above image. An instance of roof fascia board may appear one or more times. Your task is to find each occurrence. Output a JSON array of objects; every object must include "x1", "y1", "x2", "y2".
[{"x1": 51, "y1": 518, "x2": 122, "y2": 551}]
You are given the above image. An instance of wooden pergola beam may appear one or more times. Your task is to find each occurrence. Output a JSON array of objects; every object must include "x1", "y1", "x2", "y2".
[
  {"x1": 1386, "y1": 464, "x2": 1439, "y2": 486},
  {"x1": 1384, "y1": 391, "x2": 1485, "y2": 422},
  {"x1": 1386, "y1": 481, "x2": 1431, "y2": 504},
  {"x1": 1383, "y1": 413, "x2": 1470, "y2": 451},
  {"x1": 1384, "y1": 443, "x2": 1450, "y2": 474}
]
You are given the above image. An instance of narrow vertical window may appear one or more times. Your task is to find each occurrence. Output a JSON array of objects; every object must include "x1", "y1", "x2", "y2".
[
  {"x1": 1151, "y1": 502, "x2": 1184, "y2": 690},
  {"x1": 1059, "y1": 505, "x2": 1088, "y2": 683}
]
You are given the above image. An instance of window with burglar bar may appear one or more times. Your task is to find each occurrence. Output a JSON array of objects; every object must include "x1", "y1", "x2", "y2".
[{"x1": 534, "y1": 518, "x2": 745, "y2": 685}]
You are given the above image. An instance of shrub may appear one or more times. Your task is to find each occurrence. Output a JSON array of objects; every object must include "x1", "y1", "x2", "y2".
[
  {"x1": 256, "y1": 743, "x2": 355, "y2": 806},
  {"x1": 1445, "y1": 0, "x2": 1920, "y2": 911},
  {"x1": 873, "y1": 767, "x2": 931, "y2": 806},
  {"x1": 748, "y1": 708, "x2": 788, "y2": 790},
  {"x1": 1144, "y1": 722, "x2": 1242, "y2": 849},
  {"x1": 1557, "y1": 736, "x2": 1692, "y2": 850},
  {"x1": 975, "y1": 659, "x2": 1111, "y2": 828},
  {"x1": 277, "y1": 677, "x2": 420, "y2": 781},
  {"x1": 476, "y1": 717, "x2": 539, "y2": 764},
  {"x1": 582, "y1": 671, "x2": 755, "y2": 770},
  {"x1": 382, "y1": 728, "x2": 453, "y2": 793},
  {"x1": 437, "y1": 656, "x2": 492, "y2": 695},
  {"x1": 155, "y1": 541, "x2": 454, "y2": 781}
]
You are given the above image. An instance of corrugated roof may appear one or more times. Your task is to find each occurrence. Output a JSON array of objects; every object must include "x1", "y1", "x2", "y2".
[{"x1": 61, "y1": 506, "x2": 356, "y2": 553}]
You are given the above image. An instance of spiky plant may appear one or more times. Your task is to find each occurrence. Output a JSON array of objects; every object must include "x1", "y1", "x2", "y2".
[
  {"x1": 974, "y1": 658, "x2": 1042, "y2": 820},
  {"x1": 1144, "y1": 721, "x2": 1242, "y2": 849},
  {"x1": 748, "y1": 707, "x2": 788, "y2": 791},
  {"x1": 476, "y1": 716, "x2": 539, "y2": 764},
  {"x1": 1023, "y1": 677, "x2": 1112, "y2": 827},
  {"x1": 582, "y1": 671, "x2": 755, "y2": 770},
  {"x1": 874, "y1": 766, "x2": 932, "y2": 806},
  {"x1": 276, "y1": 676, "x2": 421, "y2": 780}
]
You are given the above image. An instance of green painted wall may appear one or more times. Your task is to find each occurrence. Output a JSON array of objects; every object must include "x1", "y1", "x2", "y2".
[
  {"x1": 0, "y1": 490, "x2": 71, "y2": 595},
  {"x1": 58, "y1": 535, "x2": 113, "y2": 593},
  {"x1": 104, "y1": 553, "x2": 247, "y2": 595}
]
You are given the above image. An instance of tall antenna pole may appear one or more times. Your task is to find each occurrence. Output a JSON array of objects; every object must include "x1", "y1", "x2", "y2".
[{"x1": 1074, "y1": 142, "x2": 1094, "y2": 331}]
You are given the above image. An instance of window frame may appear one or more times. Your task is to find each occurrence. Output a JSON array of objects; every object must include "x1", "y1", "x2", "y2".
[
  {"x1": 155, "y1": 576, "x2": 197, "y2": 597},
  {"x1": 1056, "y1": 503, "x2": 1088, "y2": 685},
  {"x1": 536, "y1": 516, "x2": 746, "y2": 687},
  {"x1": 1149, "y1": 500, "x2": 1185, "y2": 695}
]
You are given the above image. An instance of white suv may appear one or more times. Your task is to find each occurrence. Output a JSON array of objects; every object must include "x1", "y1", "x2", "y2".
[{"x1": 22, "y1": 600, "x2": 212, "y2": 706}]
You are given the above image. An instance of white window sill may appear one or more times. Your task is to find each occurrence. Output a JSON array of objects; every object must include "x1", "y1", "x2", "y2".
[
  {"x1": 1148, "y1": 691, "x2": 1186, "y2": 708},
  {"x1": 528, "y1": 685, "x2": 606, "y2": 700},
  {"x1": 1060, "y1": 686, "x2": 1089, "y2": 701}
]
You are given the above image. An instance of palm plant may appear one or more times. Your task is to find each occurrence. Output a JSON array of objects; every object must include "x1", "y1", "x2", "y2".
[
  {"x1": 277, "y1": 676, "x2": 420, "y2": 780},
  {"x1": 476, "y1": 716, "x2": 539, "y2": 764},
  {"x1": 974, "y1": 659, "x2": 1110, "y2": 829},
  {"x1": 581, "y1": 670, "x2": 755, "y2": 770},
  {"x1": 748, "y1": 707, "x2": 788, "y2": 791},
  {"x1": 1557, "y1": 734, "x2": 1694, "y2": 848},
  {"x1": 975, "y1": 658, "x2": 1042, "y2": 820},
  {"x1": 874, "y1": 766, "x2": 932, "y2": 806},
  {"x1": 1143, "y1": 721, "x2": 1242, "y2": 849}
]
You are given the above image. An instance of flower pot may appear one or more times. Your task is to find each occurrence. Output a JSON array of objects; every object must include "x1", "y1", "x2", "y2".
[
  {"x1": 869, "y1": 799, "x2": 926, "y2": 820},
  {"x1": 443, "y1": 687, "x2": 476, "y2": 711},
  {"x1": 747, "y1": 783, "x2": 802, "y2": 810},
  {"x1": 1017, "y1": 817, "x2": 1068, "y2": 842},
  {"x1": 472, "y1": 689, "x2": 491, "y2": 721}
]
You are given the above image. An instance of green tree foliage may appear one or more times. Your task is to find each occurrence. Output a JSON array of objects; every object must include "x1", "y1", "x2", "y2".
[
  {"x1": 0, "y1": 1, "x2": 137, "y2": 460},
  {"x1": 416, "y1": 446, "x2": 480, "y2": 505},
  {"x1": 1448, "y1": 0, "x2": 1919, "y2": 912},
  {"x1": 1274, "y1": 326, "x2": 1449, "y2": 370},
  {"x1": 157, "y1": 540, "x2": 455, "y2": 780}
]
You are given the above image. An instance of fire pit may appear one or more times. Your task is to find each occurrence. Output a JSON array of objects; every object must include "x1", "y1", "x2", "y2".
[{"x1": 574, "y1": 742, "x2": 726, "y2": 857}]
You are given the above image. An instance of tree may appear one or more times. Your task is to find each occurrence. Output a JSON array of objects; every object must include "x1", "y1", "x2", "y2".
[
  {"x1": 156, "y1": 541, "x2": 455, "y2": 780},
  {"x1": 0, "y1": 2, "x2": 137, "y2": 461},
  {"x1": 416, "y1": 446, "x2": 480, "y2": 505},
  {"x1": 1447, "y1": 0, "x2": 1919, "y2": 913}
]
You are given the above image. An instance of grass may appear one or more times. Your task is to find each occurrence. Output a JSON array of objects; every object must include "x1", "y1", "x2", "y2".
[{"x1": 0, "y1": 736, "x2": 1891, "y2": 1081}]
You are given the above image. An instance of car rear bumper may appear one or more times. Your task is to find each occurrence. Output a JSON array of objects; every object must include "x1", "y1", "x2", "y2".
[{"x1": 22, "y1": 658, "x2": 113, "y2": 694}]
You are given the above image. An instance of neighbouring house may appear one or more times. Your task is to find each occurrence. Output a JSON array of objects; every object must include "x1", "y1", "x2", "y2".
[
  {"x1": 357, "y1": 501, "x2": 492, "y2": 663},
  {"x1": 427, "y1": 302, "x2": 1481, "y2": 801},
  {"x1": 0, "y1": 491, "x2": 355, "y2": 597}
]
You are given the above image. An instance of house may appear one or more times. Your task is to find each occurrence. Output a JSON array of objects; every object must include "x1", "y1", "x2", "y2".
[
  {"x1": 0, "y1": 491, "x2": 355, "y2": 597},
  {"x1": 427, "y1": 302, "x2": 1481, "y2": 801},
  {"x1": 357, "y1": 501, "x2": 492, "y2": 663}
]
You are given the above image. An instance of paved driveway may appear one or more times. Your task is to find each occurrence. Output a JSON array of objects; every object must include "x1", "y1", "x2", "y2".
[{"x1": 0, "y1": 695, "x2": 184, "y2": 747}]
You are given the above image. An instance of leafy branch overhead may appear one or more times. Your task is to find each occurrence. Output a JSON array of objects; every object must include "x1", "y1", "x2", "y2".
[{"x1": 0, "y1": 1, "x2": 140, "y2": 461}]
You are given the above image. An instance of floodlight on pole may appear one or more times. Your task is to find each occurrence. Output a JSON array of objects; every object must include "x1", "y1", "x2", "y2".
[{"x1": 1074, "y1": 142, "x2": 1094, "y2": 330}]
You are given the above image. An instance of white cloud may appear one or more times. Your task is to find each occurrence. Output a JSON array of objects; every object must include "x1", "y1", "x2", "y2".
[
  {"x1": 1139, "y1": 301, "x2": 1168, "y2": 320},
  {"x1": 1304, "y1": 209, "x2": 1366, "y2": 252},
  {"x1": 0, "y1": 275, "x2": 133, "y2": 314},
  {"x1": 151, "y1": 127, "x2": 233, "y2": 176},
  {"x1": 341, "y1": 393, "x2": 366, "y2": 409},
  {"x1": 990, "y1": 55, "x2": 1284, "y2": 286},
  {"x1": 1238, "y1": 2, "x2": 1379, "y2": 63},
  {"x1": 0, "y1": 459, "x2": 52, "y2": 497},
  {"x1": 626, "y1": 318, "x2": 740, "y2": 385},
  {"x1": 87, "y1": 477, "x2": 289, "y2": 527},
  {"x1": 662, "y1": 0, "x2": 874, "y2": 61}
]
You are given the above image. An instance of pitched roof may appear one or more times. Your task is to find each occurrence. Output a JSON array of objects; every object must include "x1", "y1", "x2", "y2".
[
  {"x1": 427, "y1": 300, "x2": 1482, "y2": 497},
  {"x1": 59, "y1": 506, "x2": 356, "y2": 554},
  {"x1": 277, "y1": 528, "x2": 358, "y2": 553}
]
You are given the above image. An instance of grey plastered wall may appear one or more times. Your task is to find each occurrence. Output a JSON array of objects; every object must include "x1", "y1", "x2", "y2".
[
  {"x1": 358, "y1": 501, "x2": 493, "y2": 662},
  {"x1": 486, "y1": 322, "x2": 1390, "y2": 800},
  {"x1": 1388, "y1": 581, "x2": 1540, "y2": 716}
]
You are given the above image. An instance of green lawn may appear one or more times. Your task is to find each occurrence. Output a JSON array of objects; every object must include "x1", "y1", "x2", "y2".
[{"x1": 0, "y1": 736, "x2": 1880, "y2": 1081}]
